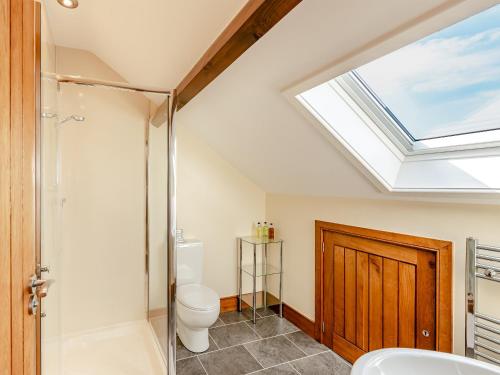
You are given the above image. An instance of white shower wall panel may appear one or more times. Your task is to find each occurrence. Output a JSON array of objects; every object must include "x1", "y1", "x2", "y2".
[{"x1": 55, "y1": 47, "x2": 149, "y2": 335}]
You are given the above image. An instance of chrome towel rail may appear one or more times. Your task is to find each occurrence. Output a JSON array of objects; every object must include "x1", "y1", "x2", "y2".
[{"x1": 466, "y1": 237, "x2": 500, "y2": 366}]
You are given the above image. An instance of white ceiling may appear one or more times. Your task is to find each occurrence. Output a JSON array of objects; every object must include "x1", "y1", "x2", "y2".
[
  {"x1": 177, "y1": 0, "x2": 500, "y2": 204},
  {"x1": 44, "y1": 0, "x2": 246, "y2": 90}
]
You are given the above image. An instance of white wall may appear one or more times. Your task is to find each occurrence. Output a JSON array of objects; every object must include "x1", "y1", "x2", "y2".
[
  {"x1": 56, "y1": 47, "x2": 150, "y2": 334},
  {"x1": 176, "y1": 125, "x2": 266, "y2": 298},
  {"x1": 266, "y1": 194, "x2": 500, "y2": 354}
]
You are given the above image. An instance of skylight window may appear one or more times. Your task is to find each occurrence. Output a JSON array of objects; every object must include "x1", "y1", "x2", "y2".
[
  {"x1": 294, "y1": 5, "x2": 500, "y2": 194},
  {"x1": 348, "y1": 5, "x2": 500, "y2": 143}
]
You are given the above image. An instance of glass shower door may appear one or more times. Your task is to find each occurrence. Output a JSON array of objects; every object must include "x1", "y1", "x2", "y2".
[
  {"x1": 147, "y1": 119, "x2": 170, "y2": 358},
  {"x1": 39, "y1": 77, "x2": 170, "y2": 374}
]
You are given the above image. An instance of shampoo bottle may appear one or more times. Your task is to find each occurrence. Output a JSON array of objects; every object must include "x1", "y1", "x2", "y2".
[
  {"x1": 263, "y1": 222, "x2": 269, "y2": 238},
  {"x1": 269, "y1": 223, "x2": 275, "y2": 240},
  {"x1": 256, "y1": 222, "x2": 262, "y2": 238}
]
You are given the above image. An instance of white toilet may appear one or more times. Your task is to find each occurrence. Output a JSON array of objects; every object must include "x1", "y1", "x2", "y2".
[{"x1": 176, "y1": 239, "x2": 220, "y2": 353}]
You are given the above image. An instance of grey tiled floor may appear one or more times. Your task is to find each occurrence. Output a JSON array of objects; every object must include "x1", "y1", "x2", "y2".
[{"x1": 176, "y1": 309, "x2": 352, "y2": 375}]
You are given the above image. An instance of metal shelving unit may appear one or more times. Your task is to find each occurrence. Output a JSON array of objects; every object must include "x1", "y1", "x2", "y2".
[{"x1": 237, "y1": 236, "x2": 283, "y2": 324}]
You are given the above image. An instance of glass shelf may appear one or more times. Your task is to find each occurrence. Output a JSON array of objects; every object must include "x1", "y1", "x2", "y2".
[
  {"x1": 240, "y1": 236, "x2": 283, "y2": 245},
  {"x1": 240, "y1": 291, "x2": 280, "y2": 311},
  {"x1": 241, "y1": 263, "x2": 281, "y2": 277}
]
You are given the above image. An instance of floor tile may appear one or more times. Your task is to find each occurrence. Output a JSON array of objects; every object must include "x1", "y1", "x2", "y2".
[
  {"x1": 209, "y1": 322, "x2": 261, "y2": 348},
  {"x1": 285, "y1": 331, "x2": 328, "y2": 355},
  {"x1": 249, "y1": 316, "x2": 298, "y2": 338},
  {"x1": 211, "y1": 318, "x2": 225, "y2": 328},
  {"x1": 176, "y1": 335, "x2": 217, "y2": 360},
  {"x1": 219, "y1": 309, "x2": 255, "y2": 324},
  {"x1": 253, "y1": 363, "x2": 298, "y2": 374},
  {"x1": 244, "y1": 335, "x2": 305, "y2": 368},
  {"x1": 256, "y1": 307, "x2": 277, "y2": 317},
  {"x1": 290, "y1": 351, "x2": 351, "y2": 375},
  {"x1": 199, "y1": 345, "x2": 262, "y2": 375},
  {"x1": 176, "y1": 357, "x2": 206, "y2": 375}
]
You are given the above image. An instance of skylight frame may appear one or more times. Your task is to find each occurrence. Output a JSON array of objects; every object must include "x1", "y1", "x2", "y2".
[{"x1": 334, "y1": 72, "x2": 500, "y2": 156}]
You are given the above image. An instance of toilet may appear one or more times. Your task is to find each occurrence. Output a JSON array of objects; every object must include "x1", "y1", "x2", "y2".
[{"x1": 176, "y1": 239, "x2": 220, "y2": 353}]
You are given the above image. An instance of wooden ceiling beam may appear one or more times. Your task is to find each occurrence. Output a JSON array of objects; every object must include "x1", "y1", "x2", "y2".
[{"x1": 175, "y1": 0, "x2": 302, "y2": 110}]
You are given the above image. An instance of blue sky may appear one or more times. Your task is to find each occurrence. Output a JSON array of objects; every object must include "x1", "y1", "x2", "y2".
[{"x1": 354, "y1": 5, "x2": 500, "y2": 140}]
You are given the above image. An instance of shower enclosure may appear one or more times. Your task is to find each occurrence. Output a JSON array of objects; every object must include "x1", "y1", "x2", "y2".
[{"x1": 38, "y1": 8, "x2": 177, "y2": 374}]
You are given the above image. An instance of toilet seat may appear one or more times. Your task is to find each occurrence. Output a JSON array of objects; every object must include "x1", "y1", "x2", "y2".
[{"x1": 177, "y1": 284, "x2": 219, "y2": 312}]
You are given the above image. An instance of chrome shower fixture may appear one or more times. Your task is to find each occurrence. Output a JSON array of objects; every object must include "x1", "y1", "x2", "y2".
[
  {"x1": 58, "y1": 115, "x2": 86, "y2": 125},
  {"x1": 42, "y1": 112, "x2": 58, "y2": 119}
]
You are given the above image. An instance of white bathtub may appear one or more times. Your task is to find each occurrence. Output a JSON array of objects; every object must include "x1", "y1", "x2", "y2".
[{"x1": 351, "y1": 348, "x2": 500, "y2": 375}]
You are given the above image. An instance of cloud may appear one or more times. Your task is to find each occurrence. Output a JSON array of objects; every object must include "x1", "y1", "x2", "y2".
[
  {"x1": 350, "y1": 8, "x2": 500, "y2": 139},
  {"x1": 357, "y1": 27, "x2": 500, "y2": 95}
]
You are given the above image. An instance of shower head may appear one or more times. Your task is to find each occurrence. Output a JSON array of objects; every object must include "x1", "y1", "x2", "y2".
[{"x1": 58, "y1": 115, "x2": 85, "y2": 125}]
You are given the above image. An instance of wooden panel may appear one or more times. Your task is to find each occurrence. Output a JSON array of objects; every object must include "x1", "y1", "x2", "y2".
[
  {"x1": 176, "y1": 0, "x2": 302, "y2": 109},
  {"x1": 355, "y1": 252, "x2": 369, "y2": 351},
  {"x1": 10, "y1": 0, "x2": 24, "y2": 373},
  {"x1": 383, "y1": 259, "x2": 399, "y2": 347},
  {"x1": 399, "y1": 262, "x2": 416, "y2": 348},
  {"x1": 314, "y1": 218, "x2": 323, "y2": 340},
  {"x1": 332, "y1": 232, "x2": 418, "y2": 265},
  {"x1": 316, "y1": 222, "x2": 452, "y2": 362},
  {"x1": 344, "y1": 249, "x2": 356, "y2": 344},
  {"x1": 322, "y1": 233, "x2": 334, "y2": 347},
  {"x1": 2, "y1": 0, "x2": 38, "y2": 373},
  {"x1": 368, "y1": 255, "x2": 383, "y2": 350},
  {"x1": 437, "y1": 243, "x2": 453, "y2": 353},
  {"x1": 22, "y1": 1, "x2": 37, "y2": 373},
  {"x1": 317, "y1": 221, "x2": 452, "y2": 251},
  {"x1": 0, "y1": 0, "x2": 12, "y2": 372},
  {"x1": 333, "y1": 246, "x2": 345, "y2": 337},
  {"x1": 333, "y1": 333, "x2": 366, "y2": 364},
  {"x1": 416, "y1": 251, "x2": 436, "y2": 349}
]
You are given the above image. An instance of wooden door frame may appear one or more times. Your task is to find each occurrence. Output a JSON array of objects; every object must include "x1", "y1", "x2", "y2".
[
  {"x1": 1, "y1": 0, "x2": 39, "y2": 373},
  {"x1": 315, "y1": 220, "x2": 453, "y2": 354}
]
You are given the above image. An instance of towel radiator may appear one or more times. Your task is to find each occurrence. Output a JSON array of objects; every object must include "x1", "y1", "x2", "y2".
[{"x1": 466, "y1": 237, "x2": 500, "y2": 365}]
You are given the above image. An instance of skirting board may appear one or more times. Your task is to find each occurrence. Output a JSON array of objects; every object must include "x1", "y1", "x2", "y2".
[
  {"x1": 150, "y1": 298, "x2": 238, "y2": 316},
  {"x1": 220, "y1": 295, "x2": 239, "y2": 313},
  {"x1": 149, "y1": 295, "x2": 316, "y2": 340},
  {"x1": 220, "y1": 295, "x2": 315, "y2": 339}
]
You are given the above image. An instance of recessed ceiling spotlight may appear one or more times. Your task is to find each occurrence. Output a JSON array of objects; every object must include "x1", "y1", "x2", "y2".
[{"x1": 57, "y1": 0, "x2": 79, "y2": 9}]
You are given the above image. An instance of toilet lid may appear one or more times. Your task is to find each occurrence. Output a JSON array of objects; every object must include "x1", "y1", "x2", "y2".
[{"x1": 177, "y1": 284, "x2": 219, "y2": 312}]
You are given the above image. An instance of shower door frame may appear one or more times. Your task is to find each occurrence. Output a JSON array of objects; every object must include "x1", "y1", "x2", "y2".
[{"x1": 35, "y1": 44, "x2": 178, "y2": 375}]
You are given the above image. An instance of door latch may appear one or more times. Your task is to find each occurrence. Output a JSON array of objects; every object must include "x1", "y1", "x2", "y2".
[
  {"x1": 28, "y1": 295, "x2": 39, "y2": 315},
  {"x1": 28, "y1": 274, "x2": 52, "y2": 316}
]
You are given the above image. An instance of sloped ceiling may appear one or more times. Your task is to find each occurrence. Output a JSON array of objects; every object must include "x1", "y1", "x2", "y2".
[
  {"x1": 44, "y1": 0, "x2": 246, "y2": 90},
  {"x1": 177, "y1": 0, "x2": 500, "y2": 204},
  {"x1": 45, "y1": 0, "x2": 499, "y2": 204}
]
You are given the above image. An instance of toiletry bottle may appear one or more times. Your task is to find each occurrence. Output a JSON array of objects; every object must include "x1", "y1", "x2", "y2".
[
  {"x1": 256, "y1": 222, "x2": 262, "y2": 238},
  {"x1": 269, "y1": 223, "x2": 275, "y2": 240},
  {"x1": 263, "y1": 222, "x2": 269, "y2": 238}
]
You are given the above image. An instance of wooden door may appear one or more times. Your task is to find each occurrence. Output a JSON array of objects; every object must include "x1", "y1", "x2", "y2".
[
  {"x1": 0, "y1": 0, "x2": 39, "y2": 373},
  {"x1": 316, "y1": 222, "x2": 452, "y2": 364}
]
